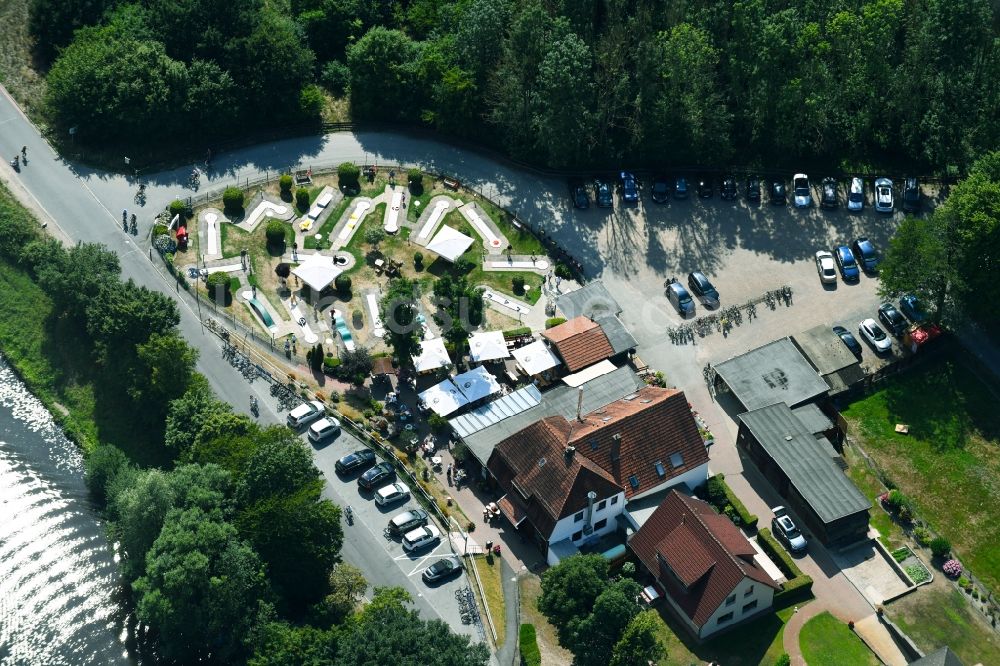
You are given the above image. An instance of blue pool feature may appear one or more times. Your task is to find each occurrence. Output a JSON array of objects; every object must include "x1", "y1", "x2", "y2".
[
  {"x1": 247, "y1": 298, "x2": 275, "y2": 327},
  {"x1": 334, "y1": 316, "x2": 353, "y2": 342}
]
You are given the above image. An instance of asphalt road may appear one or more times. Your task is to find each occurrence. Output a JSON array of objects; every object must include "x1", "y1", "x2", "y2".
[{"x1": 0, "y1": 88, "x2": 482, "y2": 643}]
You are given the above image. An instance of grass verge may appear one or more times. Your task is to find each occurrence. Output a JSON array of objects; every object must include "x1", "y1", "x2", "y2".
[
  {"x1": 0, "y1": 0, "x2": 47, "y2": 121},
  {"x1": 651, "y1": 602, "x2": 797, "y2": 665},
  {"x1": 471, "y1": 554, "x2": 505, "y2": 647},
  {"x1": 518, "y1": 574, "x2": 573, "y2": 666},
  {"x1": 798, "y1": 611, "x2": 880, "y2": 666}
]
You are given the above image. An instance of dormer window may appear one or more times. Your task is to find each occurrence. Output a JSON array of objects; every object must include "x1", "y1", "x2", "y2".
[
  {"x1": 629, "y1": 475, "x2": 640, "y2": 490},
  {"x1": 654, "y1": 460, "x2": 666, "y2": 477},
  {"x1": 670, "y1": 452, "x2": 684, "y2": 468}
]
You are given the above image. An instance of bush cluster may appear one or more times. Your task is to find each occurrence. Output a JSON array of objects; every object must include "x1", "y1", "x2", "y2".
[
  {"x1": 222, "y1": 187, "x2": 244, "y2": 214},
  {"x1": 337, "y1": 162, "x2": 361, "y2": 190}
]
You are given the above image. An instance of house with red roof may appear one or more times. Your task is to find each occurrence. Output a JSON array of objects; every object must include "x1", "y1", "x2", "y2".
[
  {"x1": 488, "y1": 386, "x2": 709, "y2": 564},
  {"x1": 629, "y1": 490, "x2": 781, "y2": 640},
  {"x1": 541, "y1": 316, "x2": 616, "y2": 373}
]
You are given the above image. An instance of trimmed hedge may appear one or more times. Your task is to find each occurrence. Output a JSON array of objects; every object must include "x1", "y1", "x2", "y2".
[
  {"x1": 295, "y1": 187, "x2": 310, "y2": 209},
  {"x1": 222, "y1": 187, "x2": 244, "y2": 214},
  {"x1": 709, "y1": 473, "x2": 758, "y2": 529},
  {"x1": 519, "y1": 624, "x2": 541, "y2": 666},
  {"x1": 279, "y1": 174, "x2": 293, "y2": 194},
  {"x1": 774, "y1": 574, "x2": 814, "y2": 605},
  {"x1": 338, "y1": 162, "x2": 360, "y2": 189},
  {"x1": 265, "y1": 219, "x2": 286, "y2": 246},
  {"x1": 758, "y1": 528, "x2": 805, "y2": 579},
  {"x1": 545, "y1": 317, "x2": 567, "y2": 329},
  {"x1": 503, "y1": 327, "x2": 531, "y2": 339}
]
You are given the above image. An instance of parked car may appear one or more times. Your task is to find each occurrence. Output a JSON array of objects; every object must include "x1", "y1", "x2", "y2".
[
  {"x1": 746, "y1": 176, "x2": 762, "y2": 202},
  {"x1": 697, "y1": 175, "x2": 713, "y2": 198},
  {"x1": 402, "y1": 524, "x2": 441, "y2": 551},
  {"x1": 820, "y1": 177, "x2": 838, "y2": 209},
  {"x1": 771, "y1": 506, "x2": 807, "y2": 554},
  {"x1": 686, "y1": 271, "x2": 720, "y2": 308},
  {"x1": 878, "y1": 303, "x2": 908, "y2": 337},
  {"x1": 815, "y1": 250, "x2": 837, "y2": 284},
  {"x1": 847, "y1": 177, "x2": 864, "y2": 212},
  {"x1": 594, "y1": 178, "x2": 613, "y2": 208},
  {"x1": 770, "y1": 178, "x2": 786, "y2": 205},
  {"x1": 666, "y1": 281, "x2": 695, "y2": 316},
  {"x1": 570, "y1": 180, "x2": 590, "y2": 209},
  {"x1": 673, "y1": 176, "x2": 689, "y2": 199},
  {"x1": 287, "y1": 400, "x2": 325, "y2": 429},
  {"x1": 874, "y1": 177, "x2": 893, "y2": 213},
  {"x1": 793, "y1": 173, "x2": 811, "y2": 208},
  {"x1": 388, "y1": 508, "x2": 430, "y2": 536},
  {"x1": 335, "y1": 449, "x2": 376, "y2": 474},
  {"x1": 307, "y1": 417, "x2": 341, "y2": 444},
  {"x1": 359, "y1": 461, "x2": 396, "y2": 490},
  {"x1": 859, "y1": 318, "x2": 892, "y2": 353},
  {"x1": 651, "y1": 175, "x2": 670, "y2": 204},
  {"x1": 851, "y1": 238, "x2": 879, "y2": 273},
  {"x1": 375, "y1": 481, "x2": 410, "y2": 507},
  {"x1": 720, "y1": 175, "x2": 737, "y2": 200},
  {"x1": 834, "y1": 246, "x2": 860, "y2": 281},
  {"x1": 902, "y1": 177, "x2": 920, "y2": 213},
  {"x1": 422, "y1": 555, "x2": 463, "y2": 583},
  {"x1": 832, "y1": 325, "x2": 862, "y2": 357},
  {"x1": 619, "y1": 171, "x2": 639, "y2": 204},
  {"x1": 898, "y1": 294, "x2": 928, "y2": 324}
]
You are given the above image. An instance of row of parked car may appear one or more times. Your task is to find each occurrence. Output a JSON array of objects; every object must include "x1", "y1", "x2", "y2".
[
  {"x1": 833, "y1": 294, "x2": 928, "y2": 358},
  {"x1": 814, "y1": 238, "x2": 879, "y2": 285},
  {"x1": 573, "y1": 173, "x2": 922, "y2": 213}
]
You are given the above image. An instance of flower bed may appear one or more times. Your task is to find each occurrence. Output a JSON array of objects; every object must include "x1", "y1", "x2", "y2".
[{"x1": 905, "y1": 564, "x2": 931, "y2": 584}]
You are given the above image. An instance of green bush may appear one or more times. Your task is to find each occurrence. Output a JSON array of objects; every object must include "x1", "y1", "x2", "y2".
[
  {"x1": 930, "y1": 537, "x2": 951, "y2": 558},
  {"x1": 321, "y1": 60, "x2": 351, "y2": 95},
  {"x1": 334, "y1": 274, "x2": 352, "y2": 293},
  {"x1": 338, "y1": 162, "x2": 361, "y2": 190},
  {"x1": 775, "y1": 655, "x2": 791, "y2": 666},
  {"x1": 757, "y1": 528, "x2": 805, "y2": 579},
  {"x1": 706, "y1": 473, "x2": 757, "y2": 528},
  {"x1": 222, "y1": 187, "x2": 244, "y2": 214},
  {"x1": 555, "y1": 263, "x2": 573, "y2": 280},
  {"x1": 427, "y1": 413, "x2": 449, "y2": 431},
  {"x1": 913, "y1": 526, "x2": 931, "y2": 546},
  {"x1": 413, "y1": 251, "x2": 423, "y2": 266},
  {"x1": 407, "y1": 168, "x2": 423, "y2": 186},
  {"x1": 298, "y1": 84, "x2": 325, "y2": 118},
  {"x1": 279, "y1": 174, "x2": 293, "y2": 195},
  {"x1": 152, "y1": 223, "x2": 169, "y2": 238},
  {"x1": 519, "y1": 624, "x2": 541, "y2": 666},
  {"x1": 887, "y1": 489, "x2": 907, "y2": 510},
  {"x1": 545, "y1": 317, "x2": 567, "y2": 329},
  {"x1": 206, "y1": 271, "x2": 231, "y2": 301},
  {"x1": 511, "y1": 276, "x2": 526, "y2": 294},
  {"x1": 296, "y1": 187, "x2": 310, "y2": 210},
  {"x1": 503, "y1": 327, "x2": 531, "y2": 339},
  {"x1": 168, "y1": 199, "x2": 186, "y2": 219},
  {"x1": 265, "y1": 219, "x2": 286, "y2": 246},
  {"x1": 774, "y1": 574, "x2": 814, "y2": 605}
]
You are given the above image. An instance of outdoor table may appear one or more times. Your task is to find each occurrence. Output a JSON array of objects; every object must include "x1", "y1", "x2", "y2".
[
  {"x1": 430, "y1": 456, "x2": 443, "y2": 470},
  {"x1": 374, "y1": 258, "x2": 385, "y2": 268}
]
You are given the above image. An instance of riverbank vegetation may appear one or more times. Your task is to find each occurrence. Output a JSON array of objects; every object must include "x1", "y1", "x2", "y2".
[
  {"x1": 0, "y1": 183, "x2": 487, "y2": 665},
  {"x1": 21, "y1": 0, "x2": 1000, "y2": 172}
]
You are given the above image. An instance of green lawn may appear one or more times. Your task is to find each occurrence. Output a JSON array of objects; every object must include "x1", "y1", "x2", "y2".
[
  {"x1": 652, "y1": 603, "x2": 796, "y2": 666},
  {"x1": 304, "y1": 197, "x2": 352, "y2": 250},
  {"x1": 841, "y1": 348, "x2": 1000, "y2": 590},
  {"x1": 471, "y1": 555, "x2": 506, "y2": 648},
  {"x1": 888, "y1": 585, "x2": 1000, "y2": 666},
  {"x1": 842, "y1": 444, "x2": 906, "y2": 549},
  {"x1": 799, "y1": 612, "x2": 879, "y2": 666}
]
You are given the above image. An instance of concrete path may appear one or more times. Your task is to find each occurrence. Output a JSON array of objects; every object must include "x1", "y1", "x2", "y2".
[
  {"x1": 782, "y1": 603, "x2": 907, "y2": 666},
  {"x1": 497, "y1": 557, "x2": 520, "y2": 666}
]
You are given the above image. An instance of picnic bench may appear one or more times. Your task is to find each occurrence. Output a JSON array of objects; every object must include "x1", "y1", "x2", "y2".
[
  {"x1": 294, "y1": 169, "x2": 311, "y2": 185},
  {"x1": 443, "y1": 176, "x2": 461, "y2": 191}
]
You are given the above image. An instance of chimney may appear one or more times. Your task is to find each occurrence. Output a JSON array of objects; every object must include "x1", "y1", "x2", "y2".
[
  {"x1": 611, "y1": 437, "x2": 621, "y2": 462},
  {"x1": 564, "y1": 445, "x2": 576, "y2": 460},
  {"x1": 585, "y1": 491, "x2": 597, "y2": 534},
  {"x1": 576, "y1": 388, "x2": 584, "y2": 422}
]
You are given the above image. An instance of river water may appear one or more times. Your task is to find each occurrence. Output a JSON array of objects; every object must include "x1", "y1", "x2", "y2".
[{"x1": 0, "y1": 359, "x2": 134, "y2": 665}]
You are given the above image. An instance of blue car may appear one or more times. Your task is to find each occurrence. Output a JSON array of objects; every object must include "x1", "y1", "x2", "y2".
[
  {"x1": 852, "y1": 238, "x2": 879, "y2": 273},
  {"x1": 619, "y1": 171, "x2": 639, "y2": 204},
  {"x1": 899, "y1": 294, "x2": 928, "y2": 324},
  {"x1": 834, "y1": 246, "x2": 860, "y2": 281}
]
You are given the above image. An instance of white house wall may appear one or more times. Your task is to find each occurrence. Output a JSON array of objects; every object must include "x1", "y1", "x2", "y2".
[
  {"x1": 698, "y1": 575, "x2": 775, "y2": 639},
  {"x1": 631, "y1": 461, "x2": 709, "y2": 502},
  {"x1": 547, "y1": 490, "x2": 627, "y2": 550}
]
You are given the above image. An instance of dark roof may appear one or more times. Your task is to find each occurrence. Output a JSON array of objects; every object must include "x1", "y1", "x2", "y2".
[
  {"x1": 595, "y1": 315, "x2": 638, "y2": 355},
  {"x1": 372, "y1": 356, "x2": 395, "y2": 375},
  {"x1": 487, "y1": 419, "x2": 621, "y2": 538},
  {"x1": 542, "y1": 316, "x2": 615, "y2": 372},
  {"x1": 911, "y1": 647, "x2": 964, "y2": 666},
  {"x1": 629, "y1": 491, "x2": 779, "y2": 627},
  {"x1": 557, "y1": 281, "x2": 622, "y2": 319},
  {"x1": 462, "y1": 365, "x2": 644, "y2": 465},
  {"x1": 713, "y1": 337, "x2": 830, "y2": 411},
  {"x1": 739, "y1": 403, "x2": 870, "y2": 524},
  {"x1": 790, "y1": 403, "x2": 834, "y2": 435},
  {"x1": 791, "y1": 325, "x2": 863, "y2": 375}
]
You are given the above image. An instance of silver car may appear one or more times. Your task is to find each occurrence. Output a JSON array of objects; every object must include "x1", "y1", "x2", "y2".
[
  {"x1": 793, "y1": 173, "x2": 811, "y2": 208},
  {"x1": 815, "y1": 250, "x2": 837, "y2": 284},
  {"x1": 859, "y1": 318, "x2": 892, "y2": 353},
  {"x1": 771, "y1": 506, "x2": 807, "y2": 554},
  {"x1": 874, "y1": 178, "x2": 893, "y2": 213},
  {"x1": 847, "y1": 177, "x2": 864, "y2": 212}
]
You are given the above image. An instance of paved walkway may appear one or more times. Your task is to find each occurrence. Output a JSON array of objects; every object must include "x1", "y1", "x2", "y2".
[
  {"x1": 497, "y1": 557, "x2": 519, "y2": 666},
  {"x1": 782, "y1": 602, "x2": 907, "y2": 665}
]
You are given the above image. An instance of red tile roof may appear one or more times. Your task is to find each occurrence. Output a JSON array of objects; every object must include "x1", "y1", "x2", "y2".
[
  {"x1": 629, "y1": 491, "x2": 779, "y2": 628},
  {"x1": 542, "y1": 316, "x2": 615, "y2": 372}
]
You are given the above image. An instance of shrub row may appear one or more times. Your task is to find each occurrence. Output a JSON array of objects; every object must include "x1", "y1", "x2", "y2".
[
  {"x1": 757, "y1": 528, "x2": 805, "y2": 580},
  {"x1": 519, "y1": 624, "x2": 541, "y2": 666},
  {"x1": 706, "y1": 474, "x2": 758, "y2": 529},
  {"x1": 545, "y1": 317, "x2": 567, "y2": 329},
  {"x1": 774, "y1": 574, "x2": 814, "y2": 605},
  {"x1": 503, "y1": 327, "x2": 531, "y2": 339}
]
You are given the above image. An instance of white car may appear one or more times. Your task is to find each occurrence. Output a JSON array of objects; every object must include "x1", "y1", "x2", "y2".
[
  {"x1": 402, "y1": 524, "x2": 441, "y2": 551},
  {"x1": 287, "y1": 400, "x2": 325, "y2": 429},
  {"x1": 374, "y1": 482, "x2": 410, "y2": 506},
  {"x1": 874, "y1": 178, "x2": 893, "y2": 213},
  {"x1": 793, "y1": 173, "x2": 811, "y2": 208},
  {"x1": 815, "y1": 251, "x2": 837, "y2": 284},
  {"x1": 859, "y1": 318, "x2": 892, "y2": 353},
  {"x1": 847, "y1": 177, "x2": 864, "y2": 212},
  {"x1": 307, "y1": 417, "x2": 341, "y2": 443}
]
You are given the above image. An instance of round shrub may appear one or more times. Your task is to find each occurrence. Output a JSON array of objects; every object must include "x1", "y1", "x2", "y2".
[
  {"x1": 206, "y1": 271, "x2": 231, "y2": 301},
  {"x1": 298, "y1": 84, "x2": 324, "y2": 118},
  {"x1": 942, "y1": 559, "x2": 962, "y2": 578},
  {"x1": 275, "y1": 262, "x2": 291, "y2": 279},
  {"x1": 152, "y1": 223, "x2": 169, "y2": 238},
  {"x1": 168, "y1": 199, "x2": 186, "y2": 220},
  {"x1": 930, "y1": 537, "x2": 951, "y2": 558},
  {"x1": 334, "y1": 274, "x2": 352, "y2": 293},
  {"x1": 511, "y1": 276, "x2": 526, "y2": 294},
  {"x1": 222, "y1": 187, "x2": 244, "y2": 214},
  {"x1": 279, "y1": 174, "x2": 293, "y2": 195},
  {"x1": 337, "y1": 162, "x2": 361, "y2": 190},
  {"x1": 321, "y1": 60, "x2": 350, "y2": 95},
  {"x1": 413, "y1": 251, "x2": 423, "y2": 266},
  {"x1": 295, "y1": 187, "x2": 310, "y2": 209},
  {"x1": 555, "y1": 263, "x2": 573, "y2": 280},
  {"x1": 407, "y1": 168, "x2": 423, "y2": 186},
  {"x1": 265, "y1": 219, "x2": 286, "y2": 247}
]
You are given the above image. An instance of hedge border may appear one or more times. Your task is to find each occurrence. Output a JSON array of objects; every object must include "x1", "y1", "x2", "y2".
[
  {"x1": 713, "y1": 473, "x2": 759, "y2": 529},
  {"x1": 758, "y1": 527, "x2": 814, "y2": 604},
  {"x1": 519, "y1": 624, "x2": 541, "y2": 666}
]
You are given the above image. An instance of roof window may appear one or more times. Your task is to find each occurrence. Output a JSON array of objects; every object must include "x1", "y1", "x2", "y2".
[
  {"x1": 670, "y1": 452, "x2": 684, "y2": 468},
  {"x1": 654, "y1": 461, "x2": 666, "y2": 477},
  {"x1": 628, "y1": 475, "x2": 640, "y2": 489}
]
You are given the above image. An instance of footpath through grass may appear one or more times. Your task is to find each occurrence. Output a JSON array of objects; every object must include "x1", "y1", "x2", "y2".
[
  {"x1": 651, "y1": 603, "x2": 795, "y2": 666},
  {"x1": 799, "y1": 611, "x2": 879, "y2": 666},
  {"x1": 841, "y1": 347, "x2": 1000, "y2": 590}
]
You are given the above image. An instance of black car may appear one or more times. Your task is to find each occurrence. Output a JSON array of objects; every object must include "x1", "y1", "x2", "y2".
[
  {"x1": 673, "y1": 176, "x2": 689, "y2": 199},
  {"x1": 832, "y1": 325, "x2": 862, "y2": 357},
  {"x1": 651, "y1": 175, "x2": 670, "y2": 204},
  {"x1": 878, "y1": 303, "x2": 908, "y2": 337},
  {"x1": 902, "y1": 177, "x2": 920, "y2": 213},
  {"x1": 687, "y1": 271, "x2": 720, "y2": 308},
  {"x1": 358, "y1": 461, "x2": 396, "y2": 490},
  {"x1": 422, "y1": 556, "x2": 463, "y2": 584},
  {"x1": 820, "y1": 177, "x2": 838, "y2": 209},
  {"x1": 720, "y1": 175, "x2": 737, "y2": 200},
  {"x1": 852, "y1": 237, "x2": 879, "y2": 273},
  {"x1": 570, "y1": 181, "x2": 589, "y2": 209},
  {"x1": 770, "y1": 179, "x2": 786, "y2": 205},
  {"x1": 746, "y1": 176, "x2": 761, "y2": 202},
  {"x1": 335, "y1": 449, "x2": 377, "y2": 474},
  {"x1": 697, "y1": 175, "x2": 713, "y2": 198},
  {"x1": 593, "y1": 178, "x2": 613, "y2": 208}
]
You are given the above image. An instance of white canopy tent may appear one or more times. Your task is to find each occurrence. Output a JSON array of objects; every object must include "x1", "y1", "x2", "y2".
[
  {"x1": 562, "y1": 359, "x2": 617, "y2": 387},
  {"x1": 413, "y1": 337, "x2": 452, "y2": 373},
  {"x1": 453, "y1": 365, "x2": 502, "y2": 403},
  {"x1": 468, "y1": 331, "x2": 510, "y2": 363},
  {"x1": 292, "y1": 254, "x2": 342, "y2": 292},
  {"x1": 426, "y1": 225, "x2": 475, "y2": 263},
  {"x1": 511, "y1": 339, "x2": 561, "y2": 376},
  {"x1": 418, "y1": 379, "x2": 469, "y2": 416}
]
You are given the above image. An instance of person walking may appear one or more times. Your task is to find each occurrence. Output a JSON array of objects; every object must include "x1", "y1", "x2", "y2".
[
  {"x1": 446, "y1": 463, "x2": 453, "y2": 486},
  {"x1": 21, "y1": 146, "x2": 27, "y2": 159}
]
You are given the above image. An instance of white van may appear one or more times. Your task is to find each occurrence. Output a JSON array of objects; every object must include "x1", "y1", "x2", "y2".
[{"x1": 287, "y1": 401, "x2": 325, "y2": 429}]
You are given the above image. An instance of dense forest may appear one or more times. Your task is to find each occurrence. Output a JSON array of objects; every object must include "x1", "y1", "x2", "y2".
[{"x1": 31, "y1": 0, "x2": 999, "y2": 171}]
